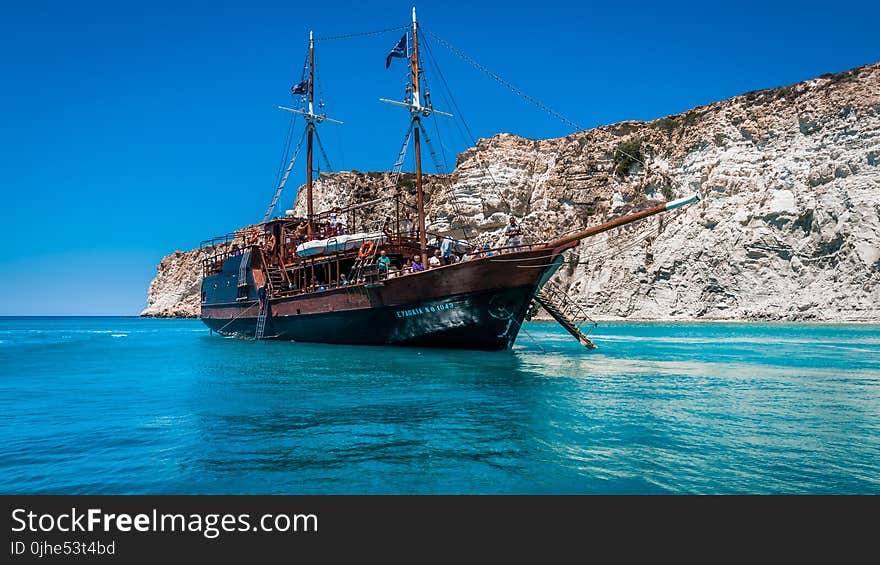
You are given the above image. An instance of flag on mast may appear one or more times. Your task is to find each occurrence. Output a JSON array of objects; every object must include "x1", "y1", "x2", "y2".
[
  {"x1": 385, "y1": 33, "x2": 408, "y2": 68},
  {"x1": 290, "y1": 80, "x2": 308, "y2": 95}
]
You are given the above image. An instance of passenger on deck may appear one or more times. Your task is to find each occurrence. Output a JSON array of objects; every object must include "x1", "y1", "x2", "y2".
[
  {"x1": 295, "y1": 221, "x2": 307, "y2": 242},
  {"x1": 411, "y1": 255, "x2": 424, "y2": 272},
  {"x1": 377, "y1": 250, "x2": 391, "y2": 277},
  {"x1": 483, "y1": 244, "x2": 495, "y2": 257},
  {"x1": 505, "y1": 216, "x2": 523, "y2": 252},
  {"x1": 440, "y1": 236, "x2": 453, "y2": 265},
  {"x1": 429, "y1": 249, "x2": 443, "y2": 268},
  {"x1": 337, "y1": 223, "x2": 346, "y2": 236},
  {"x1": 340, "y1": 275, "x2": 348, "y2": 287}
]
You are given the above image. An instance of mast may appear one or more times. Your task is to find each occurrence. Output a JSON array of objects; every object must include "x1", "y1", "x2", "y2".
[
  {"x1": 277, "y1": 32, "x2": 341, "y2": 234},
  {"x1": 411, "y1": 7, "x2": 427, "y2": 267},
  {"x1": 306, "y1": 30, "x2": 315, "y2": 238},
  {"x1": 379, "y1": 7, "x2": 451, "y2": 262}
]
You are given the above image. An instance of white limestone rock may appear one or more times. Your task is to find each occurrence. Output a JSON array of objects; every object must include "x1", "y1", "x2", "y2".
[{"x1": 144, "y1": 62, "x2": 880, "y2": 321}]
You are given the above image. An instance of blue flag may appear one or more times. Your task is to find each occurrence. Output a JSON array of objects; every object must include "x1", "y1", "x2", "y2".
[
  {"x1": 290, "y1": 80, "x2": 308, "y2": 95},
  {"x1": 385, "y1": 33, "x2": 408, "y2": 69}
]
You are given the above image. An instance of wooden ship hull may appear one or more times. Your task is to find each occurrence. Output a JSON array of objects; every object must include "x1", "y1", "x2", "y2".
[{"x1": 201, "y1": 245, "x2": 572, "y2": 350}]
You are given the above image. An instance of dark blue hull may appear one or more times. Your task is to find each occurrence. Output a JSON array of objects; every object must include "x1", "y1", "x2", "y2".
[{"x1": 201, "y1": 285, "x2": 536, "y2": 351}]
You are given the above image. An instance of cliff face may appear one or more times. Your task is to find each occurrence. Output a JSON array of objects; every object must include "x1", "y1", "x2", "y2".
[
  {"x1": 143, "y1": 62, "x2": 880, "y2": 321},
  {"x1": 142, "y1": 249, "x2": 205, "y2": 318}
]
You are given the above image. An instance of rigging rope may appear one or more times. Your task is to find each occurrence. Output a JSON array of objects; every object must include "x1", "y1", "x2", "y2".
[
  {"x1": 273, "y1": 114, "x2": 297, "y2": 188},
  {"x1": 313, "y1": 128, "x2": 334, "y2": 173},
  {"x1": 314, "y1": 50, "x2": 325, "y2": 112},
  {"x1": 265, "y1": 49, "x2": 311, "y2": 222},
  {"x1": 262, "y1": 128, "x2": 308, "y2": 222},
  {"x1": 416, "y1": 122, "x2": 474, "y2": 242},
  {"x1": 420, "y1": 35, "x2": 512, "y2": 242},
  {"x1": 273, "y1": 51, "x2": 309, "y2": 189},
  {"x1": 420, "y1": 35, "x2": 478, "y2": 147},
  {"x1": 420, "y1": 33, "x2": 543, "y2": 243},
  {"x1": 563, "y1": 206, "x2": 689, "y2": 289},
  {"x1": 391, "y1": 122, "x2": 414, "y2": 182},
  {"x1": 424, "y1": 28, "x2": 582, "y2": 131},
  {"x1": 314, "y1": 25, "x2": 408, "y2": 42},
  {"x1": 430, "y1": 112, "x2": 450, "y2": 172}
]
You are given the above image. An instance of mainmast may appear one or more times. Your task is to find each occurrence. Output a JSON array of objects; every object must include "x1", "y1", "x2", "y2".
[
  {"x1": 380, "y1": 7, "x2": 452, "y2": 267},
  {"x1": 410, "y1": 8, "x2": 427, "y2": 267},
  {"x1": 306, "y1": 30, "x2": 315, "y2": 238}
]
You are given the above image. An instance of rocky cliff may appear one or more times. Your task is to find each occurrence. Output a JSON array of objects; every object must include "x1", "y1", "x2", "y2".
[
  {"x1": 143, "y1": 62, "x2": 880, "y2": 321},
  {"x1": 142, "y1": 249, "x2": 206, "y2": 318}
]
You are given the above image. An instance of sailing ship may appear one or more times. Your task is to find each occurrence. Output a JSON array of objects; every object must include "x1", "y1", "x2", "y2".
[{"x1": 199, "y1": 9, "x2": 700, "y2": 350}]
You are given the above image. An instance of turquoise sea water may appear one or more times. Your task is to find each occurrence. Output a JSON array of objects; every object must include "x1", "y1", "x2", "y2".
[{"x1": 1, "y1": 317, "x2": 878, "y2": 494}]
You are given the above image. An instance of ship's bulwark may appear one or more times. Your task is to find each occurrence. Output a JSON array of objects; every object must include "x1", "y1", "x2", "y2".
[{"x1": 200, "y1": 247, "x2": 570, "y2": 350}]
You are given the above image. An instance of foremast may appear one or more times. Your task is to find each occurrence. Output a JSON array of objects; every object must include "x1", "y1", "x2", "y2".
[
  {"x1": 278, "y1": 32, "x2": 342, "y2": 238},
  {"x1": 306, "y1": 31, "x2": 316, "y2": 238}
]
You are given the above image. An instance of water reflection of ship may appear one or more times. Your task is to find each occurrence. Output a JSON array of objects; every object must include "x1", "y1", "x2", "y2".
[{"x1": 199, "y1": 8, "x2": 700, "y2": 350}]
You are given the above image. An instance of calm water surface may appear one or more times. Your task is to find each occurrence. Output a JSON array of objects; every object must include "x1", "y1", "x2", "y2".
[{"x1": 1, "y1": 317, "x2": 878, "y2": 494}]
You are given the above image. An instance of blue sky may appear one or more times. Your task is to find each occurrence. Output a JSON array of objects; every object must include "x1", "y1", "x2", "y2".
[{"x1": 1, "y1": 0, "x2": 877, "y2": 315}]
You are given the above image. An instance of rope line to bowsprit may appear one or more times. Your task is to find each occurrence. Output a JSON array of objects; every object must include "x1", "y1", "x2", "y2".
[
  {"x1": 314, "y1": 25, "x2": 408, "y2": 42},
  {"x1": 424, "y1": 28, "x2": 582, "y2": 131}
]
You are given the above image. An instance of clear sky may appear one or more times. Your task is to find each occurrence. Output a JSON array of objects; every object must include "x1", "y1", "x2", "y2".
[{"x1": 1, "y1": 0, "x2": 877, "y2": 315}]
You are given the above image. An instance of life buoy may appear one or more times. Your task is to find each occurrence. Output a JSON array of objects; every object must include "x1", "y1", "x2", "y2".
[
  {"x1": 358, "y1": 240, "x2": 376, "y2": 258},
  {"x1": 264, "y1": 234, "x2": 276, "y2": 252}
]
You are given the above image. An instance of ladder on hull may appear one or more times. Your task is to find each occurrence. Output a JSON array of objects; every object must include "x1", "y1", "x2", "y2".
[
  {"x1": 533, "y1": 282, "x2": 598, "y2": 350},
  {"x1": 255, "y1": 297, "x2": 269, "y2": 340}
]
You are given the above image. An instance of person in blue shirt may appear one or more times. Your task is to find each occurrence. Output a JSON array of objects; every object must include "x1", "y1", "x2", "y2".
[
  {"x1": 440, "y1": 237, "x2": 453, "y2": 265},
  {"x1": 411, "y1": 255, "x2": 424, "y2": 272},
  {"x1": 377, "y1": 250, "x2": 392, "y2": 277},
  {"x1": 483, "y1": 244, "x2": 495, "y2": 257}
]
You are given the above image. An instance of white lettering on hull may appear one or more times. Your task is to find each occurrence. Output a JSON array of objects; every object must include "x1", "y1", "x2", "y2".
[{"x1": 395, "y1": 303, "x2": 456, "y2": 318}]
